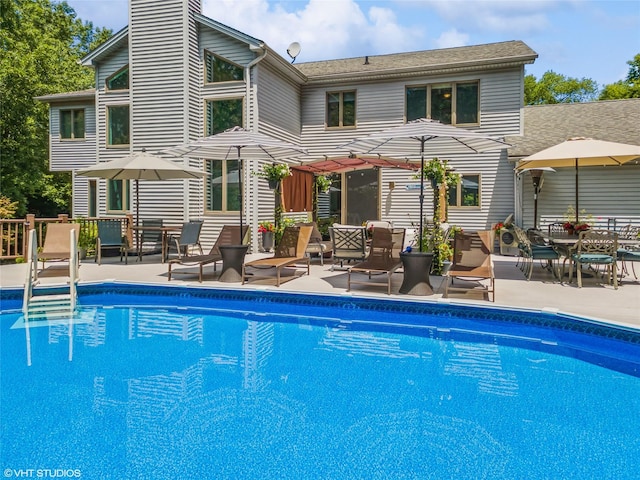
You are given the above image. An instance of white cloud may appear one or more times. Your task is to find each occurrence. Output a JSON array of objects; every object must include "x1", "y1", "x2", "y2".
[
  {"x1": 202, "y1": 0, "x2": 421, "y2": 62},
  {"x1": 435, "y1": 29, "x2": 469, "y2": 49}
]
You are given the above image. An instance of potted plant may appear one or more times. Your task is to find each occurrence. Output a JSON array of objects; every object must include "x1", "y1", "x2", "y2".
[
  {"x1": 258, "y1": 221, "x2": 275, "y2": 252},
  {"x1": 253, "y1": 163, "x2": 292, "y2": 190},
  {"x1": 411, "y1": 158, "x2": 460, "y2": 275},
  {"x1": 315, "y1": 175, "x2": 331, "y2": 194}
]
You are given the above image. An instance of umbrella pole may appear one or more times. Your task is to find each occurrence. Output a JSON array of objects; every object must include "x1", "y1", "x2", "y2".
[
  {"x1": 135, "y1": 178, "x2": 140, "y2": 250},
  {"x1": 237, "y1": 147, "x2": 243, "y2": 244},
  {"x1": 575, "y1": 159, "x2": 579, "y2": 224},
  {"x1": 419, "y1": 140, "x2": 425, "y2": 252}
]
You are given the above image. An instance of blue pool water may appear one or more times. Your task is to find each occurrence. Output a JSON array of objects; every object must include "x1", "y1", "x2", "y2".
[{"x1": 1, "y1": 284, "x2": 640, "y2": 479}]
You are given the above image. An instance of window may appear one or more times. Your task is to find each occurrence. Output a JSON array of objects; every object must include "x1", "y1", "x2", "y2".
[
  {"x1": 107, "y1": 105, "x2": 130, "y2": 146},
  {"x1": 205, "y1": 98, "x2": 243, "y2": 136},
  {"x1": 107, "y1": 179, "x2": 130, "y2": 212},
  {"x1": 88, "y1": 180, "x2": 97, "y2": 217},
  {"x1": 206, "y1": 159, "x2": 240, "y2": 212},
  {"x1": 406, "y1": 81, "x2": 478, "y2": 125},
  {"x1": 106, "y1": 65, "x2": 129, "y2": 90},
  {"x1": 327, "y1": 91, "x2": 355, "y2": 128},
  {"x1": 204, "y1": 51, "x2": 243, "y2": 83},
  {"x1": 448, "y1": 174, "x2": 480, "y2": 207},
  {"x1": 60, "y1": 109, "x2": 85, "y2": 139},
  {"x1": 204, "y1": 98, "x2": 244, "y2": 212}
]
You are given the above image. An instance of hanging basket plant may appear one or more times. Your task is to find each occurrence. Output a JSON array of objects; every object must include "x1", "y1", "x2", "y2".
[
  {"x1": 252, "y1": 163, "x2": 292, "y2": 189},
  {"x1": 315, "y1": 175, "x2": 331, "y2": 194}
]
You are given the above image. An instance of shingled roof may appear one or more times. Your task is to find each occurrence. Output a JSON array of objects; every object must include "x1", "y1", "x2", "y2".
[
  {"x1": 293, "y1": 40, "x2": 537, "y2": 81},
  {"x1": 506, "y1": 98, "x2": 640, "y2": 158}
]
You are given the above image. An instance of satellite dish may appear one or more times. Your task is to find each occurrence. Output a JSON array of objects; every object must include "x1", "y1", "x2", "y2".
[{"x1": 287, "y1": 42, "x2": 301, "y2": 63}]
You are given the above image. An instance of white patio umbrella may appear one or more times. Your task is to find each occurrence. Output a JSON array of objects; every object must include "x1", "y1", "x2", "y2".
[
  {"x1": 515, "y1": 137, "x2": 640, "y2": 223},
  {"x1": 342, "y1": 118, "x2": 509, "y2": 251},
  {"x1": 163, "y1": 126, "x2": 307, "y2": 243},
  {"x1": 75, "y1": 149, "x2": 208, "y2": 227}
]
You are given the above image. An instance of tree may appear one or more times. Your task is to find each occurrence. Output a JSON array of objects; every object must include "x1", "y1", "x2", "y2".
[
  {"x1": 0, "y1": 0, "x2": 111, "y2": 216},
  {"x1": 524, "y1": 70, "x2": 598, "y2": 105},
  {"x1": 599, "y1": 54, "x2": 640, "y2": 100}
]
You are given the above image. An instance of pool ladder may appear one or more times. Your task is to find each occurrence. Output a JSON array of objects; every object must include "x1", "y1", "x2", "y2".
[{"x1": 22, "y1": 229, "x2": 78, "y2": 321}]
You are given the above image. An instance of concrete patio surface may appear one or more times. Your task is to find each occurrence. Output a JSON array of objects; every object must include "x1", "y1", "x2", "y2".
[{"x1": 1, "y1": 252, "x2": 638, "y2": 329}]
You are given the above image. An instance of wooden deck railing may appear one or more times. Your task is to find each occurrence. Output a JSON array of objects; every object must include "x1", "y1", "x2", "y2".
[{"x1": 1, "y1": 214, "x2": 133, "y2": 262}]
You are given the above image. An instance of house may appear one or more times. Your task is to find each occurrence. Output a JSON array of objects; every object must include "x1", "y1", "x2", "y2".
[
  {"x1": 37, "y1": 0, "x2": 537, "y2": 252},
  {"x1": 507, "y1": 98, "x2": 640, "y2": 230}
]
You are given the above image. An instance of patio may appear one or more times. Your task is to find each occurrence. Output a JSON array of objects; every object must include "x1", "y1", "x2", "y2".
[{"x1": 1, "y1": 252, "x2": 638, "y2": 328}]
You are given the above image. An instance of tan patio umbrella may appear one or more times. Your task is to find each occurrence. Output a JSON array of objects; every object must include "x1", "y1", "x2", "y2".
[
  {"x1": 342, "y1": 118, "x2": 509, "y2": 251},
  {"x1": 515, "y1": 137, "x2": 640, "y2": 223},
  {"x1": 163, "y1": 126, "x2": 307, "y2": 243},
  {"x1": 76, "y1": 149, "x2": 208, "y2": 227}
]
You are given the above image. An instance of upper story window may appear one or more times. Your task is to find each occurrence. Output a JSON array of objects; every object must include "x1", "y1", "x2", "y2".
[
  {"x1": 406, "y1": 81, "x2": 479, "y2": 125},
  {"x1": 60, "y1": 109, "x2": 84, "y2": 139},
  {"x1": 327, "y1": 91, "x2": 356, "y2": 128},
  {"x1": 106, "y1": 65, "x2": 129, "y2": 91},
  {"x1": 205, "y1": 98, "x2": 243, "y2": 135},
  {"x1": 205, "y1": 98, "x2": 243, "y2": 213},
  {"x1": 448, "y1": 174, "x2": 481, "y2": 207},
  {"x1": 204, "y1": 51, "x2": 244, "y2": 83},
  {"x1": 107, "y1": 105, "x2": 130, "y2": 147}
]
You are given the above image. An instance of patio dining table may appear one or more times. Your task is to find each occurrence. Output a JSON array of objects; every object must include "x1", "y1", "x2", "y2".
[
  {"x1": 132, "y1": 225, "x2": 181, "y2": 263},
  {"x1": 543, "y1": 231, "x2": 640, "y2": 282}
]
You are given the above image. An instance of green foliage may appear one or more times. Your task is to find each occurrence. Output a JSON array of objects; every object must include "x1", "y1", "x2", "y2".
[
  {"x1": 315, "y1": 175, "x2": 331, "y2": 194},
  {"x1": 252, "y1": 163, "x2": 292, "y2": 182},
  {"x1": 0, "y1": 0, "x2": 112, "y2": 216},
  {"x1": 599, "y1": 54, "x2": 640, "y2": 100},
  {"x1": 524, "y1": 70, "x2": 598, "y2": 105},
  {"x1": 0, "y1": 196, "x2": 18, "y2": 219}
]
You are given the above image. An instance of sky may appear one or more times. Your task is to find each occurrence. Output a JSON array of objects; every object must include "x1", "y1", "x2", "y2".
[{"x1": 67, "y1": 0, "x2": 640, "y2": 87}]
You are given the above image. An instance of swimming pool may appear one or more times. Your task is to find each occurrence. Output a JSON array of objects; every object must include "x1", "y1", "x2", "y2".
[{"x1": 1, "y1": 283, "x2": 639, "y2": 479}]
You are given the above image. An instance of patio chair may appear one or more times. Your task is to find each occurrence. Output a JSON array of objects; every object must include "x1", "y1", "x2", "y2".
[
  {"x1": 166, "y1": 220, "x2": 203, "y2": 260},
  {"x1": 95, "y1": 219, "x2": 129, "y2": 265},
  {"x1": 512, "y1": 227, "x2": 561, "y2": 280},
  {"x1": 329, "y1": 225, "x2": 368, "y2": 271},
  {"x1": 296, "y1": 221, "x2": 332, "y2": 266},
  {"x1": 347, "y1": 227, "x2": 405, "y2": 295},
  {"x1": 445, "y1": 230, "x2": 495, "y2": 302},
  {"x1": 242, "y1": 226, "x2": 313, "y2": 287},
  {"x1": 616, "y1": 224, "x2": 640, "y2": 280},
  {"x1": 569, "y1": 229, "x2": 618, "y2": 289},
  {"x1": 38, "y1": 223, "x2": 81, "y2": 270},
  {"x1": 168, "y1": 225, "x2": 248, "y2": 282},
  {"x1": 137, "y1": 218, "x2": 163, "y2": 261}
]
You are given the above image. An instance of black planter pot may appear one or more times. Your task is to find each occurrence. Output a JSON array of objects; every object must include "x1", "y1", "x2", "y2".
[{"x1": 268, "y1": 179, "x2": 279, "y2": 190}]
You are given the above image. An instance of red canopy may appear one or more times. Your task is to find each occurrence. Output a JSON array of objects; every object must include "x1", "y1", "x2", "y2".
[{"x1": 293, "y1": 154, "x2": 418, "y2": 174}]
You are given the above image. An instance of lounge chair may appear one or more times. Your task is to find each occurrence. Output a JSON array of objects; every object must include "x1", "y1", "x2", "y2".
[
  {"x1": 329, "y1": 225, "x2": 368, "y2": 271},
  {"x1": 166, "y1": 220, "x2": 204, "y2": 260},
  {"x1": 347, "y1": 227, "x2": 405, "y2": 295},
  {"x1": 445, "y1": 230, "x2": 495, "y2": 302},
  {"x1": 242, "y1": 226, "x2": 313, "y2": 286},
  {"x1": 38, "y1": 223, "x2": 81, "y2": 270},
  {"x1": 96, "y1": 219, "x2": 129, "y2": 265},
  {"x1": 296, "y1": 221, "x2": 332, "y2": 266},
  {"x1": 168, "y1": 225, "x2": 248, "y2": 282}
]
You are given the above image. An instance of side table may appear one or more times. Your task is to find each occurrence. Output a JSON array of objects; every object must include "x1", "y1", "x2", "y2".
[
  {"x1": 218, "y1": 245, "x2": 249, "y2": 283},
  {"x1": 399, "y1": 252, "x2": 434, "y2": 295}
]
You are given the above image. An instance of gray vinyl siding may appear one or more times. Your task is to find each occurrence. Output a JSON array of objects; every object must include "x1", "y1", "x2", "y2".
[
  {"x1": 299, "y1": 68, "x2": 522, "y2": 230},
  {"x1": 255, "y1": 63, "x2": 301, "y2": 136},
  {"x1": 48, "y1": 102, "x2": 97, "y2": 171},
  {"x1": 520, "y1": 164, "x2": 640, "y2": 229}
]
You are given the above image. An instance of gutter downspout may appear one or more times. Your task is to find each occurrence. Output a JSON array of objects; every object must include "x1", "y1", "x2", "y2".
[{"x1": 245, "y1": 46, "x2": 268, "y2": 253}]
